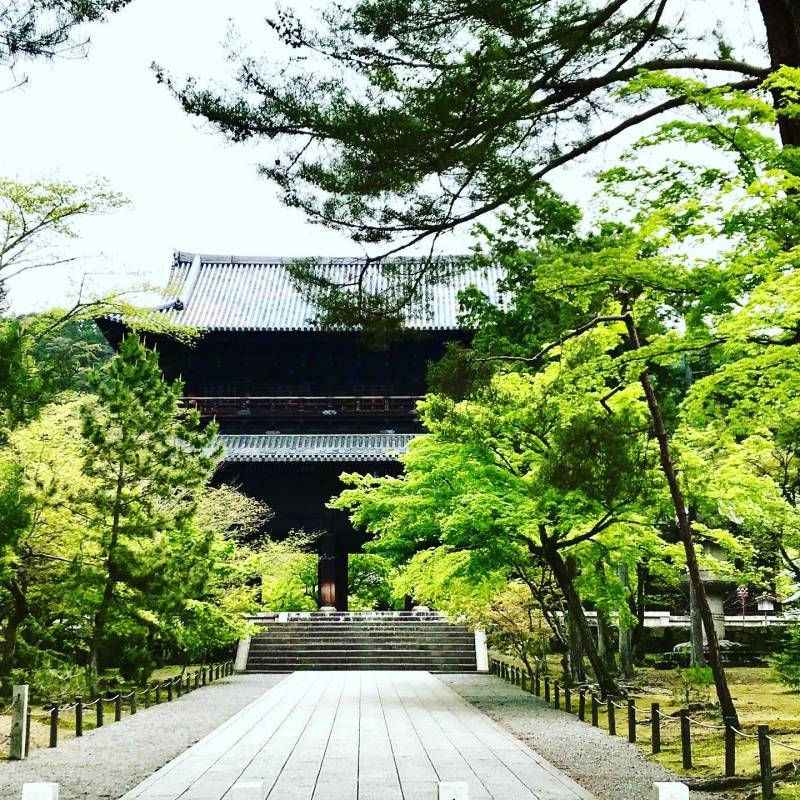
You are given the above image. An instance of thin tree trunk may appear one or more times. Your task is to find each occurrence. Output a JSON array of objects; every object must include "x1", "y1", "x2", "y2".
[
  {"x1": 623, "y1": 315, "x2": 739, "y2": 726},
  {"x1": 568, "y1": 610, "x2": 587, "y2": 684},
  {"x1": 618, "y1": 564, "x2": 634, "y2": 680},
  {"x1": 546, "y1": 547, "x2": 619, "y2": 695},
  {"x1": 758, "y1": 0, "x2": 800, "y2": 146},
  {"x1": 0, "y1": 580, "x2": 28, "y2": 684},
  {"x1": 632, "y1": 563, "x2": 647, "y2": 662},
  {"x1": 596, "y1": 608, "x2": 617, "y2": 673},
  {"x1": 689, "y1": 578, "x2": 707, "y2": 668},
  {"x1": 88, "y1": 464, "x2": 124, "y2": 692}
]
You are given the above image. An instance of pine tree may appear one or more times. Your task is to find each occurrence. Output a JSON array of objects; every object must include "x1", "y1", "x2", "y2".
[{"x1": 78, "y1": 335, "x2": 220, "y2": 686}]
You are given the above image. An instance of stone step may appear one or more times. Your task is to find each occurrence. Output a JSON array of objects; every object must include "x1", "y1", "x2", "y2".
[
  {"x1": 247, "y1": 660, "x2": 477, "y2": 669},
  {"x1": 250, "y1": 634, "x2": 473, "y2": 643},
  {"x1": 250, "y1": 642, "x2": 475, "y2": 655}
]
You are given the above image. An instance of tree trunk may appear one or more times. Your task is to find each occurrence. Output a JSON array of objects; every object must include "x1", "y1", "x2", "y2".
[
  {"x1": 623, "y1": 315, "x2": 739, "y2": 726},
  {"x1": 88, "y1": 574, "x2": 116, "y2": 692},
  {"x1": 567, "y1": 610, "x2": 587, "y2": 684},
  {"x1": 546, "y1": 547, "x2": 619, "y2": 695},
  {"x1": 632, "y1": 563, "x2": 648, "y2": 662},
  {"x1": 689, "y1": 578, "x2": 707, "y2": 668},
  {"x1": 0, "y1": 580, "x2": 28, "y2": 685},
  {"x1": 758, "y1": 0, "x2": 800, "y2": 146},
  {"x1": 596, "y1": 607, "x2": 617, "y2": 673},
  {"x1": 618, "y1": 564, "x2": 635, "y2": 680}
]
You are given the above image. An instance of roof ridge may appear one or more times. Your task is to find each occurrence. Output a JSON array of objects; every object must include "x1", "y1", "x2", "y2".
[{"x1": 173, "y1": 251, "x2": 469, "y2": 267}]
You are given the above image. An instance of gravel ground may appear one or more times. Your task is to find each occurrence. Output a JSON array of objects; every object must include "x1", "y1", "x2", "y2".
[
  {"x1": 0, "y1": 673, "x2": 286, "y2": 800},
  {"x1": 439, "y1": 673, "x2": 730, "y2": 800}
]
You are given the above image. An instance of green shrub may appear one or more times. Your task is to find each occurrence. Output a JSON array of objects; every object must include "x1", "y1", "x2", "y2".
[{"x1": 774, "y1": 625, "x2": 800, "y2": 689}]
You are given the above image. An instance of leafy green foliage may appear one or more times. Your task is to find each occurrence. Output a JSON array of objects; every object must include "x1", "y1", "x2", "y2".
[{"x1": 774, "y1": 626, "x2": 800, "y2": 689}]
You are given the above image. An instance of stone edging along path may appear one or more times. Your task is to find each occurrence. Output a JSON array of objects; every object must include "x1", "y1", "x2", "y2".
[
  {"x1": 0, "y1": 674, "x2": 286, "y2": 800},
  {"x1": 438, "y1": 673, "x2": 730, "y2": 800}
]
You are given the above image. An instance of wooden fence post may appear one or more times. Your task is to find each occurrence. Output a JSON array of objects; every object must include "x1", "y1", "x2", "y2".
[
  {"x1": 176, "y1": 676, "x2": 182, "y2": 698},
  {"x1": 591, "y1": 694, "x2": 599, "y2": 727},
  {"x1": 651, "y1": 703, "x2": 661, "y2": 754},
  {"x1": 48, "y1": 705, "x2": 58, "y2": 748},
  {"x1": 607, "y1": 699, "x2": 616, "y2": 736},
  {"x1": 167, "y1": 680, "x2": 173, "y2": 702},
  {"x1": 724, "y1": 717, "x2": 736, "y2": 777},
  {"x1": 544, "y1": 677, "x2": 550, "y2": 704},
  {"x1": 185, "y1": 675, "x2": 190, "y2": 695},
  {"x1": 10, "y1": 685, "x2": 29, "y2": 760},
  {"x1": 758, "y1": 725, "x2": 773, "y2": 800},
  {"x1": 75, "y1": 697, "x2": 83, "y2": 738},
  {"x1": 534, "y1": 673, "x2": 541, "y2": 697},
  {"x1": 679, "y1": 709, "x2": 692, "y2": 769},
  {"x1": 564, "y1": 686, "x2": 572, "y2": 713},
  {"x1": 194, "y1": 671, "x2": 200, "y2": 691},
  {"x1": 554, "y1": 680, "x2": 560, "y2": 709},
  {"x1": 578, "y1": 690, "x2": 586, "y2": 721},
  {"x1": 155, "y1": 684, "x2": 161, "y2": 705},
  {"x1": 96, "y1": 697, "x2": 104, "y2": 728},
  {"x1": 628, "y1": 698, "x2": 636, "y2": 743},
  {"x1": 114, "y1": 694, "x2": 122, "y2": 722},
  {"x1": 202, "y1": 667, "x2": 207, "y2": 686},
  {"x1": 130, "y1": 691, "x2": 137, "y2": 716}
]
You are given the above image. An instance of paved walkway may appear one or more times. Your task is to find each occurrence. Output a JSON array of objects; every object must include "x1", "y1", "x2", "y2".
[{"x1": 122, "y1": 671, "x2": 594, "y2": 800}]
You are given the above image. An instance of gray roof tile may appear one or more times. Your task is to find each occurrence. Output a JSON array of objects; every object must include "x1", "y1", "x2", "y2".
[
  {"x1": 160, "y1": 252, "x2": 502, "y2": 332},
  {"x1": 219, "y1": 433, "x2": 415, "y2": 462}
]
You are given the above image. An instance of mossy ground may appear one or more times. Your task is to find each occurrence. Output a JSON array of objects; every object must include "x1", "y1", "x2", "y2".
[{"x1": 497, "y1": 655, "x2": 800, "y2": 797}]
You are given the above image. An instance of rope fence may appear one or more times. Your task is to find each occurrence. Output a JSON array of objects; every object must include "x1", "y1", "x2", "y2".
[
  {"x1": 11, "y1": 661, "x2": 234, "y2": 755},
  {"x1": 489, "y1": 657, "x2": 799, "y2": 800}
]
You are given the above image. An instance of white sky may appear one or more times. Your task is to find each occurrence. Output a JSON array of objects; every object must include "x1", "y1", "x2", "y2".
[{"x1": 0, "y1": 0, "x2": 768, "y2": 313}]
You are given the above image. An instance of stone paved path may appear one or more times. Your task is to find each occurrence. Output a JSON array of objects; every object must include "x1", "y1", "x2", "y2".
[
  {"x1": 122, "y1": 671, "x2": 595, "y2": 800},
  {"x1": 0, "y1": 674, "x2": 286, "y2": 800}
]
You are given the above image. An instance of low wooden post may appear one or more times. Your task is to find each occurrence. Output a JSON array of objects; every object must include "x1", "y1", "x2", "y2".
[
  {"x1": 96, "y1": 697, "x2": 104, "y2": 728},
  {"x1": 10, "y1": 684, "x2": 29, "y2": 760},
  {"x1": 194, "y1": 671, "x2": 200, "y2": 691},
  {"x1": 167, "y1": 680, "x2": 173, "y2": 702},
  {"x1": 564, "y1": 686, "x2": 572, "y2": 713},
  {"x1": 49, "y1": 705, "x2": 58, "y2": 748},
  {"x1": 607, "y1": 698, "x2": 616, "y2": 736},
  {"x1": 75, "y1": 697, "x2": 83, "y2": 738},
  {"x1": 591, "y1": 694, "x2": 599, "y2": 727},
  {"x1": 176, "y1": 676, "x2": 182, "y2": 698},
  {"x1": 185, "y1": 675, "x2": 190, "y2": 695},
  {"x1": 114, "y1": 694, "x2": 122, "y2": 722},
  {"x1": 202, "y1": 667, "x2": 207, "y2": 687},
  {"x1": 578, "y1": 689, "x2": 586, "y2": 721},
  {"x1": 130, "y1": 691, "x2": 137, "y2": 716},
  {"x1": 679, "y1": 709, "x2": 692, "y2": 769},
  {"x1": 758, "y1": 725, "x2": 773, "y2": 800},
  {"x1": 143, "y1": 687, "x2": 150, "y2": 710},
  {"x1": 155, "y1": 684, "x2": 161, "y2": 705},
  {"x1": 215, "y1": 664, "x2": 220, "y2": 681},
  {"x1": 554, "y1": 680, "x2": 560, "y2": 710},
  {"x1": 627, "y1": 698, "x2": 636, "y2": 743},
  {"x1": 544, "y1": 677, "x2": 550, "y2": 704},
  {"x1": 651, "y1": 703, "x2": 661, "y2": 754},
  {"x1": 724, "y1": 717, "x2": 736, "y2": 777},
  {"x1": 534, "y1": 673, "x2": 541, "y2": 697}
]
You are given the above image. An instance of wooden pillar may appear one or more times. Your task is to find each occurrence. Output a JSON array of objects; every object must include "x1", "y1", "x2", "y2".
[{"x1": 335, "y1": 551, "x2": 349, "y2": 612}]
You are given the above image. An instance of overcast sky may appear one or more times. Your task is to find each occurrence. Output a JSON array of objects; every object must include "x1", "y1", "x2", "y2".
[{"x1": 1, "y1": 0, "x2": 767, "y2": 313}]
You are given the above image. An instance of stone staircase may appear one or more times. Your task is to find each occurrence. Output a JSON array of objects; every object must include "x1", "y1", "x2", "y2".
[{"x1": 242, "y1": 610, "x2": 479, "y2": 672}]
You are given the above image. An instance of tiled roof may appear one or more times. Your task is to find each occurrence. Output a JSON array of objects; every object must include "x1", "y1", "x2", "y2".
[
  {"x1": 159, "y1": 252, "x2": 503, "y2": 332},
  {"x1": 219, "y1": 433, "x2": 415, "y2": 462}
]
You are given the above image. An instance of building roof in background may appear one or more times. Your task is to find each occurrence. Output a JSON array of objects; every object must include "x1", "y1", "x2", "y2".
[
  {"x1": 158, "y1": 252, "x2": 503, "y2": 332},
  {"x1": 219, "y1": 433, "x2": 415, "y2": 463}
]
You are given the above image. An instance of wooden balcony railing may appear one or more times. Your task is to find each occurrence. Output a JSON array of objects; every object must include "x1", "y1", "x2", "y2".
[{"x1": 182, "y1": 395, "x2": 421, "y2": 420}]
